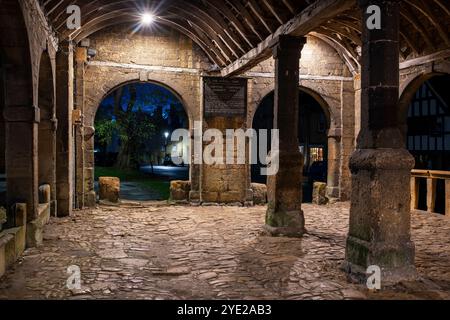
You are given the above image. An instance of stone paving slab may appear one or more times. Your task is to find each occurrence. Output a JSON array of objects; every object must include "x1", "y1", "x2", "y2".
[{"x1": 0, "y1": 202, "x2": 448, "y2": 300}]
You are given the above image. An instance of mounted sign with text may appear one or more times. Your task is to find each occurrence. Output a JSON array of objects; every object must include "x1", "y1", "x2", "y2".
[{"x1": 203, "y1": 77, "x2": 247, "y2": 118}]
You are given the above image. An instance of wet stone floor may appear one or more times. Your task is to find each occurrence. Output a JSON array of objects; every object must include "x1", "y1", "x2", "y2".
[{"x1": 0, "y1": 202, "x2": 449, "y2": 300}]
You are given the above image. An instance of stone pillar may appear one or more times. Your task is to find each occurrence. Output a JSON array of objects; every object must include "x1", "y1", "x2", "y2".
[
  {"x1": 354, "y1": 73, "x2": 362, "y2": 141},
  {"x1": 326, "y1": 127, "x2": 341, "y2": 200},
  {"x1": 4, "y1": 106, "x2": 39, "y2": 222},
  {"x1": 83, "y1": 126, "x2": 96, "y2": 207},
  {"x1": 200, "y1": 77, "x2": 249, "y2": 204},
  {"x1": 189, "y1": 124, "x2": 201, "y2": 203},
  {"x1": 344, "y1": 0, "x2": 416, "y2": 283},
  {"x1": 74, "y1": 47, "x2": 86, "y2": 208},
  {"x1": 0, "y1": 62, "x2": 4, "y2": 175},
  {"x1": 0, "y1": 102, "x2": 5, "y2": 174},
  {"x1": 38, "y1": 116, "x2": 57, "y2": 206},
  {"x1": 339, "y1": 81, "x2": 355, "y2": 201},
  {"x1": 265, "y1": 35, "x2": 306, "y2": 237},
  {"x1": 55, "y1": 41, "x2": 74, "y2": 216}
]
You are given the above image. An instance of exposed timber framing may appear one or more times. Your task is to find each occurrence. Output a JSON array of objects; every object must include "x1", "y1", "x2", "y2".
[
  {"x1": 399, "y1": 49, "x2": 450, "y2": 69},
  {"x1": 220, "y1": 0, "x2": 355, "y2": 77}
]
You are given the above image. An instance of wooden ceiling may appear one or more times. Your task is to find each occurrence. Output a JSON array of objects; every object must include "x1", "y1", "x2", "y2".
[{"x1": 40, "y1": 0, "x2": 450, "y2": 72}]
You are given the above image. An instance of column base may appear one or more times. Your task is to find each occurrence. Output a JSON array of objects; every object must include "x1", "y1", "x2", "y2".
[
  {"x1": 345, "y1": 148, "x2": 416, "y2": 285},
  {"x1": 57, "y1": 199, "x2": 72, "y2": 217},
  {"x1": 343, "y1": 236, "x2": 417, "y2": 285},
  {"x1": 50, "y1": 200, "x2": 57, "y2": 217},
  {"x1": 326, "y1": 186, "x2": 340, "y2": 201},
  {"x1": 264, "y1": 209, "x2": 305, "y2": 237},
  {"x1": 85, "y1": 191, "x2": 97, "y2": 208}
]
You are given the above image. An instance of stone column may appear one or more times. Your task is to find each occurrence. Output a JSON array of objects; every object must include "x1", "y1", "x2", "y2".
[
  {"x1": 265, "y1": 35, "x2": 306, "y2": 237},
  {"x1": 354, "y1": 73, "x2": 362, "y2": 141},
  {"x1": 326, "y1": 127, "x2": 341, "y2": 200},
  {"x1": 0, "y1": 105, "x2": 5, "y2": 174},
  {"x1": 38, "y1": 115, "x2": 57, "y2": 203},
  {"x1": 189, "y1": 124, "x2": 201, "y2": 203},
  {"x1": 4, "y1": 106, "x2": 39, "y2": 222},
  {"x1": 344, "y1": 0, "x2": 416, "y2": 283},
  {"x1": 339, "y1": 81, "x2": 356, "y2": 201},
  {"x1": 74, "y1": 47, "x2": 86, "y2": 209},
  {"x1": 55, "y1": 41, "x2": 74, "y2": 216}
]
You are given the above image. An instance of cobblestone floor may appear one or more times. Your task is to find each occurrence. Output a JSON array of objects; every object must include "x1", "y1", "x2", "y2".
[{"x1": 0, "y1": 202, "x2": 449, "y2": 300}]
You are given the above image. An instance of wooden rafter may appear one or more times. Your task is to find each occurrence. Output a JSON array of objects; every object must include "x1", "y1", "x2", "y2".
[{"x1": 35, "y1": 0, "x2": 450, "y2": 70}]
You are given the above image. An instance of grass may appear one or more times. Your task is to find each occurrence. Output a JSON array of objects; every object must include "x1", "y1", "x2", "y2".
[{"x1": 95, "y1": 166, "x2": 170, "y2": 200}]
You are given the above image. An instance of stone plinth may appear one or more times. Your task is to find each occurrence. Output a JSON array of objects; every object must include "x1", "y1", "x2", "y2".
[
  {"x1": 344, "y1": 149, "x2": 416, "y2": 284},
  {"x1": 313, "y1": 182, "x2": 328, "y2": 205},
  {"x1": 0, "y1": 207, "x2": 6, "y2": 229},
  {"x1": 251, "y1": 183, "x2": 267, "y2": 205},
  {"x1": 170, "y1": 180, "x2": 191, "y2": 202},
  {"x1": 39, "y1": 184, "x2": 51, "y2": 204},
  {"x1": 99, "y1": 177, "x2": 120, "y2": 203},
  {"x1": 0, "y1": 233, "x2": 13, "y2": 277}
]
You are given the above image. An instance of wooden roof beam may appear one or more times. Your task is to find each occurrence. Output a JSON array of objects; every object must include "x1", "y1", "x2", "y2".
[
  {"x1": 406, "y1": 0, "x2": 450, "y2": 47},
  {"x1": 221, "y1": 0, "x2": 355, "y2": 77}
]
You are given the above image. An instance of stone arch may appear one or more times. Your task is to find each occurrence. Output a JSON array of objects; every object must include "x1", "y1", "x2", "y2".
[
  {"x1": 398, "y1": 69, "x2": 450, "y2": 140},
  {"x1": 86, "y1": 74, "x2": 198, "y2": 129},
  {"x1": 250, "y1": 85, "x2": 338, "y2": 200},
  {"x1": 85, "y1": 78, "x2": 193, "y2": 202},
  {"x1": 93, "y1": 79, "x2": 193, "y2": 127},
  {"x1": 37, "y1": 49, "x2": 56, "y2": 207},
  {"x1": 249, "y1": 84, "x2": 337, "y2": 131}
]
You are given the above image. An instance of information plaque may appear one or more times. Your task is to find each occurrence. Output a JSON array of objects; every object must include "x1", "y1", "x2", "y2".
[{"x1": 203, "y1": 77, "x2": 247, "y2": 117}]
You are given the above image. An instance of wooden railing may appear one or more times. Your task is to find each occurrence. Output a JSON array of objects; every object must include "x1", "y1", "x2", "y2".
[{"x1": 411, "y1": 169, "x2": 450, "y2": 216}]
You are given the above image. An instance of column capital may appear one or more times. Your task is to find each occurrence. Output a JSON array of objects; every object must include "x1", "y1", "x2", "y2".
[
  {"x1": 270, "y1": 35, "x2": 306, "y2": 59},
  {"x1": 57, "y1": 40, "x2": 75, "y2": 55},
  {"x1": 327, "y1": 127, "x2": 342, "y2": 139}
]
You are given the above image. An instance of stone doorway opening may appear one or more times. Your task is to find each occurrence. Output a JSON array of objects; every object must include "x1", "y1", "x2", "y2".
[
  {"x1": 403, "y1": 74, "x2": 450, "y2": 215},
  {"x1": 251, "y1": 88, "x2": 330, "y2": 202},
  {"x1": 94, "y1": 81, "x2": 189, "y2": 201}
]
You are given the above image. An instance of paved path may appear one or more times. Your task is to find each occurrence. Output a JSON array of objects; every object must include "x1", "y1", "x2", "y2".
[
  {"x1": 0, "y1": 203, "x2": 449, "y2": 300},
  {"x1": 95, "y1": 181, "x2": 163, "y2": 201},
  {"x1": 140, "y1": 166, "x2": 189, "y2": 181}
]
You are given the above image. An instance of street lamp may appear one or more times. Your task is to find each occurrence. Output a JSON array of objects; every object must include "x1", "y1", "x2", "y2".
[{"x1": 164, "y1": 131, "x2": 170, "y2": 165}]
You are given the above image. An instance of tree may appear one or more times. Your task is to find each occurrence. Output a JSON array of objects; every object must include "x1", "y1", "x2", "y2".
[
  {"x1": 114, "y1": 84, "x2": 156, "y2": 169},
  {"x1": 94, "y1": 83, "x2": 187, "y2": 170}
]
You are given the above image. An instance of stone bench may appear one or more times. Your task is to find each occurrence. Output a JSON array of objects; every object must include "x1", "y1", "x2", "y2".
[
  {"x1": 312, "y1": 182, "x2": 328, "y2": 205},
  {"x1": 26, "y1": 185, "x2": 51, "y2": 247},
  {"x1": 251, "y1": 183, "x2": 267, "y2": 205},
  {"x1": 99, "y1": 177, "x2": 120, "y2": 204},
  {"x1": 0, "y1": 203, "x2": 27, "y2": 278},
  {"x1": 170, "y1": 181, "x2": 191, "y2": 203}
]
